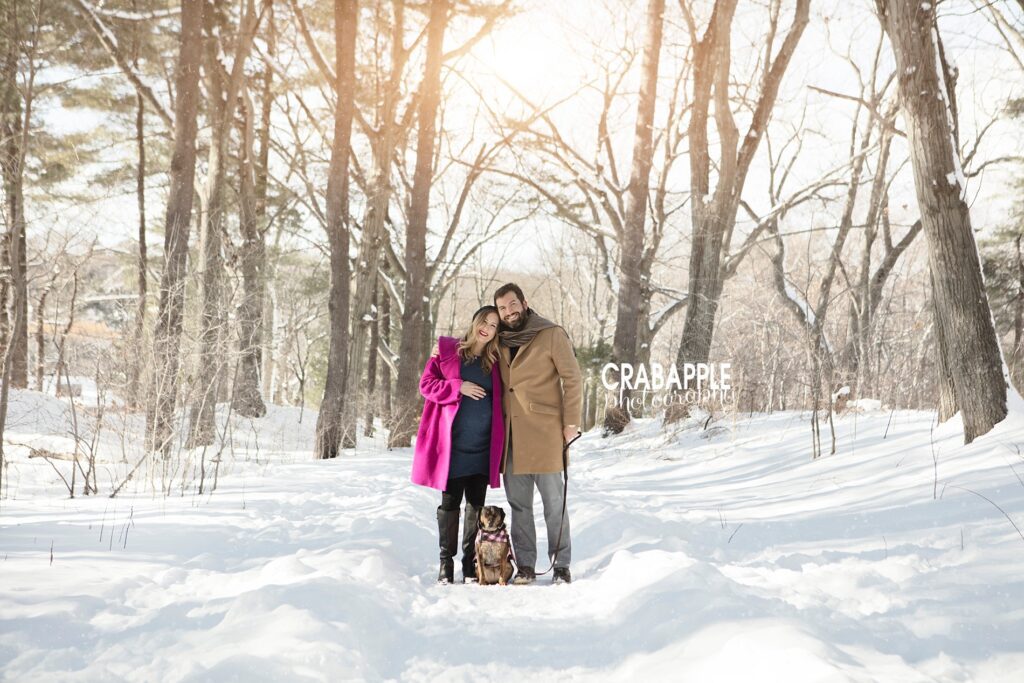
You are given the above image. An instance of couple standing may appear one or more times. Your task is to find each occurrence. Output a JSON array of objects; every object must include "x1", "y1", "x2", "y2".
[{"x1": 410, "y1": 283, "x2": 583, "y2": 585}]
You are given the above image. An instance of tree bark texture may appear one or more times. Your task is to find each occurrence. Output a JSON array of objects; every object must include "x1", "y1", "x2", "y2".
[
  {"x1": 0, "y1": 3, "x2": 28, "y2": 389},
  {"x1": 189, "y1": 0, "x2": 265, "y2": 445},
  {"x1": 232, "y1": 83, "x2": 268, "y2": 418},
  {"x1": 389, "y1": 0, "x2": 448, "y2": 448},
  {"x1": 146, "y1": 0, "x2": 205, "y2": 456},
  {"x1": 603, "y1": 0, "x2": 664, "y2": 434},
  {"x1": 314, "y1": 0, "x2": 358, "y2": 459},
  {"x1": 877, "y1": 0, "x2": 1007, "y2": 442},
  {"x1": 342, "y1": 1, "x2": 406, "y2": 449}
]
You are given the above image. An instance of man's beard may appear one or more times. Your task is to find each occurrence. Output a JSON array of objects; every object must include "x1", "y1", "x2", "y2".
[{"x1": 502, "y1": 309, "x2": 528, "y2": 331}]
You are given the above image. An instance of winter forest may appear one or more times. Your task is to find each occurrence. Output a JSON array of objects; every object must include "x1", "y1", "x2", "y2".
[{"x1": 2, "y1": 0, "x2": 1024, "y2": 680}]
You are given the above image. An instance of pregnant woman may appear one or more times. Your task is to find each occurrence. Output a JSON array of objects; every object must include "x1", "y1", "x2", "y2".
[{"x1": 411, "y1": 305, "x2": 505, "y2": 584}]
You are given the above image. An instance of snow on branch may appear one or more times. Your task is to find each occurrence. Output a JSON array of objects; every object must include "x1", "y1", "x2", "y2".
[
  {"x1": 71, "y1": 0, "x2": 174, "y2": 128},
  {"x1": 93, "y1": 6, "x2": 181, "y2": 22}
]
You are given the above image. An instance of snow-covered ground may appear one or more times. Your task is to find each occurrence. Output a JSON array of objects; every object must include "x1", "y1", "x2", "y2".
[{"x1": 2, "y1": 388, "x2": 1023, "y2": 682}]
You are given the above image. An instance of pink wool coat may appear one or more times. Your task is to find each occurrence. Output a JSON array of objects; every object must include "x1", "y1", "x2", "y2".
[{"x1": 411, "y1": 336, "x2": 505, "y2": 491}]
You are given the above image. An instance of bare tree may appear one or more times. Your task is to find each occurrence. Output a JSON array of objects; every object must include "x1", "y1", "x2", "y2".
[
  {"x1": 313, "y1": 0, "x2": 358, "y2": 459},
  {"x1": 0, "y1": 0, "x2": 39, "y2": 390},
  {"x1": 145, "y1": 0, "x2": 205, "y2": 457},
  {"x1": 251, "y1": 7, "x2": 277, "y2": 408},
  {"x1": 340, "y1": 0, "x2": 421, "y2": 450},
  {"x1": 188, "y1": 0, "x2": 268, "y2": 446},
  {"x1": 605, "y1": 0, "x2": 665, "y2": 433},
  {"x1": 875, "y1": 0, "x2": 1008, "y2": 443},
  {"x1": 231, "y1": 77, "x2": 269, "y2": 418},
  {"x1": 364, "y1": 276, "x2": 382, "y2": 437},
  {"x1": 127, "y1": 2, "x2": 148, "y2": 410},
  {"x1": 1011, "y1": 233, "x2": 1024, "y2": 393},
  {"x1": 389, "y1": 0, "x2": 449, "y2": 447},
  {"x1": 670, "y1": 0, "x2": 810, "y2": 420},
  {"x1": 763, "y1": 37, "x2": 904, "y2": 412}
]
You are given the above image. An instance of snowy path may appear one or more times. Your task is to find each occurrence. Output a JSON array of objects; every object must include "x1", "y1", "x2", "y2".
[{"x1": 2, "y1": 399, "x2": 1024, "y2": 681}]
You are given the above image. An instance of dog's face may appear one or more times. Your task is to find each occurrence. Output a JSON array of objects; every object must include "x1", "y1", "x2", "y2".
[{"x1": 478, "y1": 505, "x2": 506, "y2": 531}]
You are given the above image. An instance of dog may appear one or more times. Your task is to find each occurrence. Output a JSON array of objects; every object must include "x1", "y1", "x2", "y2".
[{"x1": 474, "y1": 505, "x2": 515, "y2": 586}]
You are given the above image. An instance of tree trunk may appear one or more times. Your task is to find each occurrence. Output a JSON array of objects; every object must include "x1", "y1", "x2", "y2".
[
  {"x1": 125, "y1": 0, "x2": 148, "y2": 410},
  {"x1": 380, "y1": 270, "x2": 393, "y2": 430},
  {"x1": 145, "y1": 0, "x2": 204, "y2": 457},
  {"x1": 189, "y1": 0, "x2": 264, "y2": 445},
  {"x1": 672, "y1": 0, "x2": 739, "y2": 390},
  {"x1": 0, "y1": 274, "x2": 8, "y2": 361},
  {"x1": 1013, "y1": 234, "x2": 1024, "y2": 393},
  {"x1": 0, "y1": 145, "x2": 26, "y2": 496},
  {"x1": 928, "y1": 268, "x2": 958, "y2": 422},
  {"x1": 128, "y1": 91, "x2": 148, "y2": 408},
  {"x1": 257, "y1": 17, "x2": 275, "y2": 402},
  {"x1": 389, "y1": 0, "x2": 448, "y2": 448},
  {"x1": 34, "y1": 279, "x2": 53, "y2": 391},
  {"x1": 314, "y1": 0, "x2": 358, "y2": 459},
  {"x1": 188, "y1": 0, "x2": 231, "y2": 446},
  {"x1": 0, "y1": 3, "x2": 28, "y2": 389},
  {"x1": 364, "y1": 278, "x2": 380, "y2": 438},
  {"x1": 603, "y1": 0, "x2": 664, "y2": 434},
  {"x1": 344, "y1": 1, "x2": 406, "y2": 449},
  {"x1": 877, "y1": 0, "x2": 1007, "y2": 442},
  {"x1": 232, "y1": 83, "x2": 267, "y2": 418}
]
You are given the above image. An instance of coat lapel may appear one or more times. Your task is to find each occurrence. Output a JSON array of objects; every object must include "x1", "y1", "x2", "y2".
[{"x1": 507, "y1": 332, "x2": 541, "y2": 369}]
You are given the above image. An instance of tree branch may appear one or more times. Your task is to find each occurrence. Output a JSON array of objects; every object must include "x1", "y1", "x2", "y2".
[{"x1": 70, "y1": 0, "x2": 174, "y2": 127}]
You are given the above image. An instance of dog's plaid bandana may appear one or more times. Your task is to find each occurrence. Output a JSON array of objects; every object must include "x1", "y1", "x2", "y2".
[{"x1": 476, "y1": 525, "x2": 510, "y2": 545}]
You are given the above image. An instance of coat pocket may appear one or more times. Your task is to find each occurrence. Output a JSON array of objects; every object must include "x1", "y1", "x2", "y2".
[{"x1": 528, "y1": 401, "x2": 561, "y2": 416}]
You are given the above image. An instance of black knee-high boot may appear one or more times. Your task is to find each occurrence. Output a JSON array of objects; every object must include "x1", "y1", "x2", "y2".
[
  {"x1": 437, "y1": 507, "x2": 459, "y2": 584},
  {"x1": 461, "y1": 503, "x2": 480, "y2": 582}
]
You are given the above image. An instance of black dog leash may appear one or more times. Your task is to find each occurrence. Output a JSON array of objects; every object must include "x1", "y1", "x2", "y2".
[{"x1": 534, "y1": 431, "x2": 581, "y2": 577}]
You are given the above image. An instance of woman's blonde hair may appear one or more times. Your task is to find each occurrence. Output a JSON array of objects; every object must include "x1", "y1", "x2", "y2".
[{"x1": 457, "y1": 305, "x2": 500, "y2": 373}]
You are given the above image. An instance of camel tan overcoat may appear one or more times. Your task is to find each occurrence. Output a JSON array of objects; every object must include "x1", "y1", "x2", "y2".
[{"x1": 498, "y1": 326, "x2": 583, "y2": 474}]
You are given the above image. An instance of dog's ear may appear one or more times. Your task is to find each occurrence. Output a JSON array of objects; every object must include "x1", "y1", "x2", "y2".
[{"x1": 497, "y1": 507, "x2": 506, "y2": 524}]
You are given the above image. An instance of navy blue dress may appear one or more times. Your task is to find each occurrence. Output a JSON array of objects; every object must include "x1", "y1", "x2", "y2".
[{"x1": 448, "y1": 356, "x2": 492, "y2": 479}]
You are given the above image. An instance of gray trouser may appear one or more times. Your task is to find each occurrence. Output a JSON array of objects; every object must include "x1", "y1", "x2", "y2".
[{"x1": 504, "y1": 439, "x2": 571, "y2": 570}]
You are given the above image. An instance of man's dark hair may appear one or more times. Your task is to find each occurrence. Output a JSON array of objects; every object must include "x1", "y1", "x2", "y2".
[{"x1": 493, "y1": 282, "x2": 525, "y2": 306}]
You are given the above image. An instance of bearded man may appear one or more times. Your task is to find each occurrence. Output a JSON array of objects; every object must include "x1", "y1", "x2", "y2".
[{"x1": 492, "y1": 283, "x2": 582, "y2": 585}]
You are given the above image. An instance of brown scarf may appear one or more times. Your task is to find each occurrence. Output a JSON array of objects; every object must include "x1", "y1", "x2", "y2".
[{"x1": 499, "y1": 309, "x2": 558, "y2": 348}]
